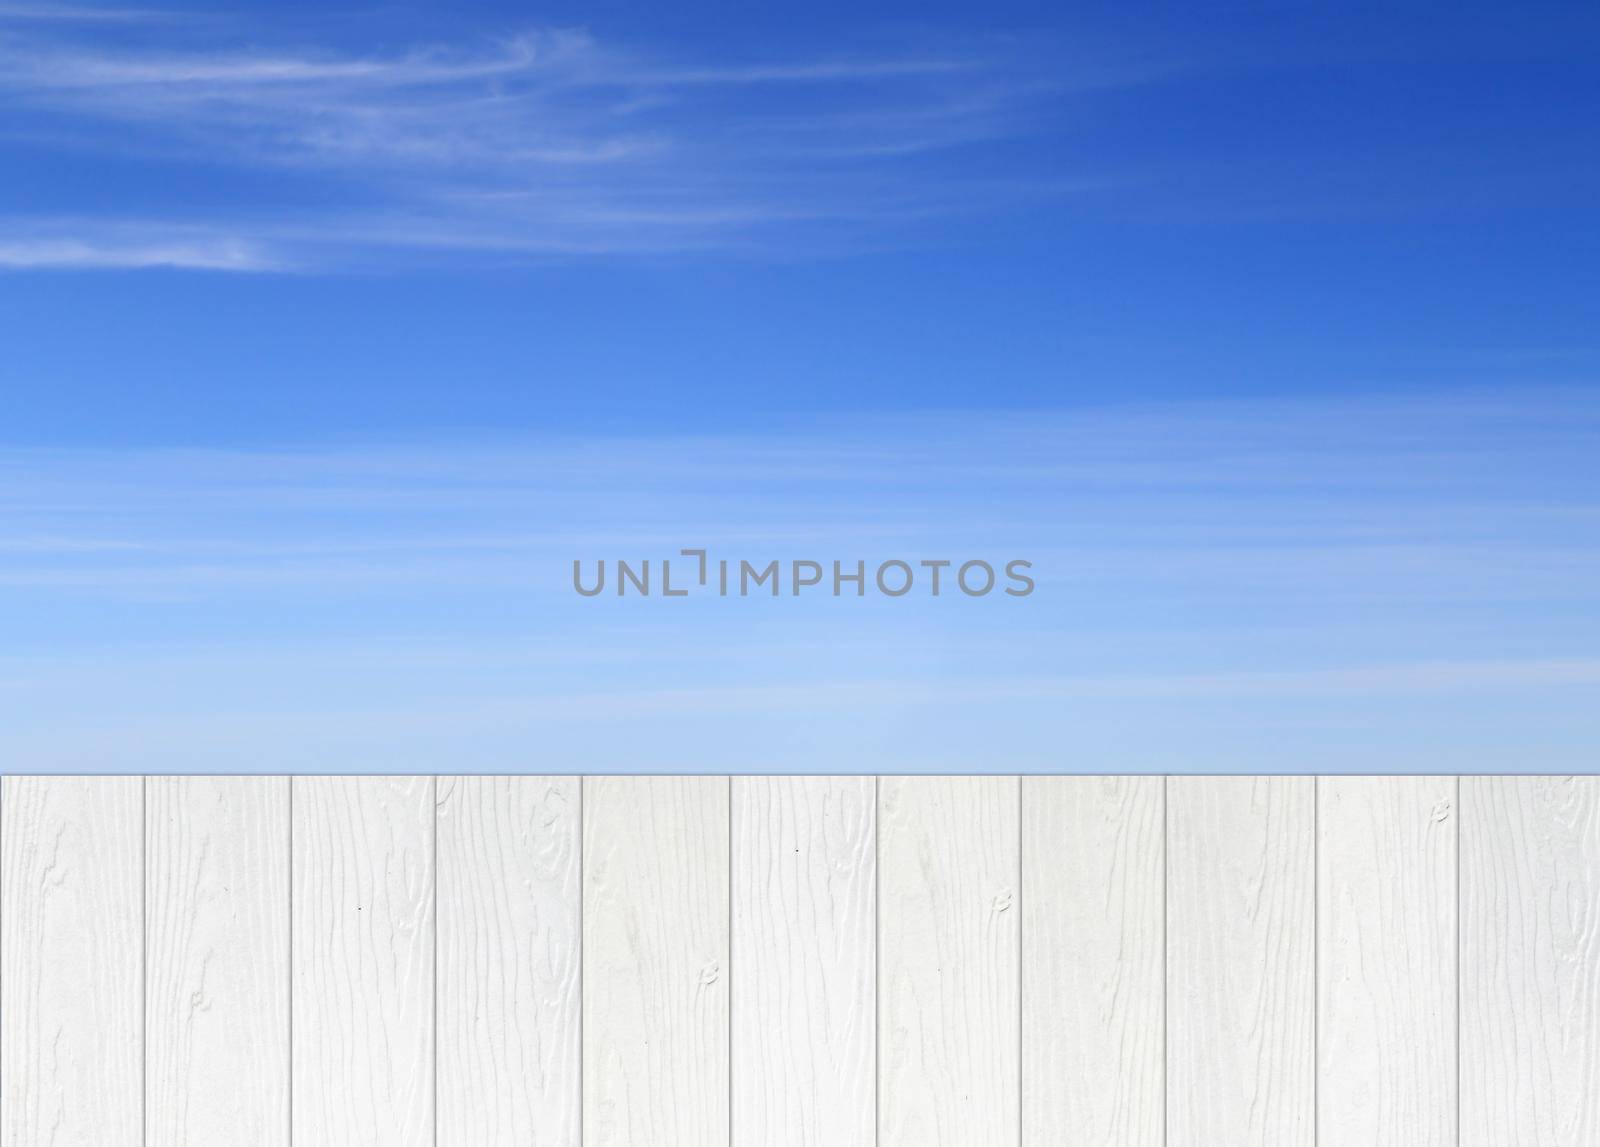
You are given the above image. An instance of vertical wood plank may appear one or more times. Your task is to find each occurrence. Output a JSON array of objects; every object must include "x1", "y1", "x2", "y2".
[
  {"x1": 437, "y1": 777, "x2": 581, "y2": 1147},
  {"x1": 731, "y1": 776, "x2": 875, "y2": 1147},
  {"x1": 1021, "y1": 776, "x2": 1163, "y2": 1145},
  {"x1": 1167, "y1": 776, "x2": 1314, "y2": 1145},
  {"x1": 583, "y1": 776, "x2": 729, "y2": 1147},
  {"x1": 291, "y1": 776, "x2": 434, "y2": 1147},
  {"x1": 0, "y1": 776, "x2": 143, "y2": 1146},
  {"x1": 1317, "y1": 776, "x2": 1456, "y2": 1144},
  {"x1": 146, "y1": 777, "x2": 290, "y2": 1146},
  {"x1": 878, "y1": 776, "x2": 1019, "y2": 1147},
  {"x1": 1461, "y1": 775, "x2": 1600, "y2": 1144}
]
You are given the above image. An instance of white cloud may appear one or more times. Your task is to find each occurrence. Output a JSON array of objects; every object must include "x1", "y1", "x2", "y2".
[
  {"x1": 0, "y1": 3, "x2": 165, "y2": 21},
  {"x1": 1, "y1": 387, "x2": 1596, "y2": 601},
  {"x1": 0, "y1": 231, "x2": 274, "y2": 269},
  {"x1": 2, "y1": 386, "x2": 1595, "y2": 772},
  {"x1": 0, "y1": 16, "x2": 1077, "y2": 268}
]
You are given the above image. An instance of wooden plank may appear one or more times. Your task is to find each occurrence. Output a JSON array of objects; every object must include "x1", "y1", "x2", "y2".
[
  {"x1": 878, "y1": 776, "x2": 1019, "y2": 1147},
  {"x1": 437, "y1": 776, "x2": 581, "y2": 1146},
  {"x1": 1317, "y1": 776, "x2": 1456, "y2": 1144},
  {"x1": 146, "y1": 777, "x2": 290, "y2": 1146},
  {"x1": 1461, "y1": 775, "x2": 1600, "y2": 1143},
  {"x1": 731, "y1": 776, "x2": 875, "y2": 1147},
  {"x1": 0, "y1": 776, "x2": 143, "y2": 1146},
  {"x1": 1167, "y1": 776, "x2": 1314, "y2": 1145},
  {"x1": 583, "y1": 776, "x2": 729, "y2": 1147},
  {"x1": 291, "y1": 776, "x2": 434, "y2": 1146},
  {"x1": 1021, "y1": 776, "x2": 1163, "y2": 1145}
]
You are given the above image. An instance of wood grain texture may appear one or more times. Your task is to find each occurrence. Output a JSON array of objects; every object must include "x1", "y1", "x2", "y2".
[
  {"x1": 731, "y1": 776, "x2": 875, "y2": 1147},
  {"x1": 878, "y1": 776, "x2": 1019, "y2": 1147},
  {"x1": 21, "y1": 769, "x2": 1600, "y2": 1144},
  {"x1": 1318, "y1": 776, "x2": 1456, "y2": 1145},
  {"x1": 1461, "y1": 776, "x2": 1600, "y2": 1145},
  {"x1": 583, "y1": 776, "x2": 729, "y2": 1147},
  {"x1": 1022, "y1": 776, "x2": 1164, "y2": 1146},
  {"x1": 1167, "y1": 776, "x2": 1314, "y2": 1146},
  {"x1": 437, "y1": 776, "x2": 581, "y2": 1147},
  {"x1": 146, "y1": 777, "x2": 289, "y2": 1146},
  {"x1": 0, "y1": 776, "x2": 143, "y2": 1147},
  {"x1": 291, "y1": 776, "x2": 434, "y2": 1147}
]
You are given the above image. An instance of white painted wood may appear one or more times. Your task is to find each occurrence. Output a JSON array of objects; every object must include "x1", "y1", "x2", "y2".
[
  {"x1": 583, "y1": 776, "x2": 729, "y2": 1147},
  {"x1": 1461, "y1": 776, "x2": 1600, "y2": 1144},
  {"x1": 291, "y1": 776, "x2": 434, "y2": 1147},
  {"x1": 1022, "y1": 776, "x2": 1163, "y2": 1145},
  {"x1": 15, "y1": 770, "x2": 1600, "y2": 1142},
  {"x1": 878, "y1": 775, "x2": 1019, "y2": 1147},
  {"x1": 437, "y1": 776, "x2": 581, "y2": 1147},
  {"x1": 146, "y1": 777, "x2": 290, "y2": 1146},
  {"x1": 1317, "y1": 776, "x2": 1456, "y2": 1144},
  {"x1": 0, "y1": 776, "x2": 143, "y2": 1146},
  {"x1": 1167, "y1": 776, "x2": 1314, "y2": 1145},
  {"x1": 731, "y1": 776, "x2": 875, "y2": 1147}
]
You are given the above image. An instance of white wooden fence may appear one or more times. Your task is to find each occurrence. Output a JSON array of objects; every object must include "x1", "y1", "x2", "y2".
[{"x1": 1, "y1": 776, "x2": 1595, "y2": 1144}]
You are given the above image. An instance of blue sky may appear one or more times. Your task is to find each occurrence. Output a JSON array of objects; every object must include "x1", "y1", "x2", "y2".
[{"x1": 1, "y1": 2, "x2": 1598, "y2": 770}]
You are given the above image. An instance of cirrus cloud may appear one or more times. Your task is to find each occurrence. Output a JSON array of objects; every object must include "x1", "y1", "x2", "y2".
[{"x1": 0, "y1": 13, "x2": 1094, "y2": 269}]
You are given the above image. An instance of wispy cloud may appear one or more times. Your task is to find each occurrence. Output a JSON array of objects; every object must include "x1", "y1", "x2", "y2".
[
  {"x1": 0, "y1": 3, "x2": 166, "y2": 22},
  {"x1": 0, "y1": 14, "x2": 1078, "y2": 268},
  {"x1": 2, "y1": 388, "x2": 1597, "y2": 769},
  {"x1": 2, "y1": 385, "x2": 1596, "y2": 593},
  {"x1": 0, "y1": 223, "x2": 276, "y2": 269}
]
